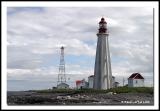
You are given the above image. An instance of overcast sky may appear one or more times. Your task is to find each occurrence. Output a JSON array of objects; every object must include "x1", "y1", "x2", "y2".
[{"x1": 7, "y1": 7, "x2": 153, "y2": 91}]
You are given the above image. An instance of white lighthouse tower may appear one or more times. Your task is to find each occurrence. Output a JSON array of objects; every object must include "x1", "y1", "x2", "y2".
[{"x1": 94, "y1": 17, "x2": 112, "y2": 89}]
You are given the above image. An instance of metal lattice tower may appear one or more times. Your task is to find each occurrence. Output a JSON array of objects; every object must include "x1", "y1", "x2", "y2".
[{"x1": 57, "y1": 46, "x2": 66, "y2": 85}]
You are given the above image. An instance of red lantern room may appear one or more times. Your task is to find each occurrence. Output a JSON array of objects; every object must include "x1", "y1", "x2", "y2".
[{"x1": 98, "y1": 17, "x2": 107, "y2": 33}]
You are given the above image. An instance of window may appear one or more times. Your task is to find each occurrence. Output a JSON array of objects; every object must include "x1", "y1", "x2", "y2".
[{"x1": 136, "y1": 80, "x2": 138, "y2": 84}]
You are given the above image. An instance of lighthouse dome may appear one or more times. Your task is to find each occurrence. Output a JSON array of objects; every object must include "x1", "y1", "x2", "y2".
[{"x1": 99, "y1": 17, "x2": 107, "y2": 24}]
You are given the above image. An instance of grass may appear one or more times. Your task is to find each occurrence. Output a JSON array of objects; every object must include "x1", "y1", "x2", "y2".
[
  {"x1": 32, "y1": 87, "x2": 153, "y2": 94},
  {"x1": 106, "y1": 87, "x2": 153, "y2": 94}
]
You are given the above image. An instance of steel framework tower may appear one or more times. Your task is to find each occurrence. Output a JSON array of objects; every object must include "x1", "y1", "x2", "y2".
[{"x1": 57, "y1": 46, "x2": 66, "y2": 85}]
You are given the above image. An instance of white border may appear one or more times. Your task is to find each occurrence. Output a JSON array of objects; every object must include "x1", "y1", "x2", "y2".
[
  {"x1": 2, "y1": 1, "x2": 159, "y2": 7},
  {"x1": 2, "y1": 1, "x2": 159, "y2": 110}
]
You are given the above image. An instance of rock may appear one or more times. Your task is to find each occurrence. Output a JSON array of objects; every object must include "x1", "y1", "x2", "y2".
[
  {"x1": 66, "y1": 96, "x2": 72, "y2": 99},
  {"x1": 106, "y1": 92, "x2": 113, "y2": 95},
  {"x1": 57, "y1": 96, "x2": 63, "y2": 99},
  {"x1": 7, "y1": 91, "x2": 154, "y2": 105}
]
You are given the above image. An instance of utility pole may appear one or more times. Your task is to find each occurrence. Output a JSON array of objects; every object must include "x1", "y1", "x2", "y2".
[{"x1": 123, "y1": 77, "x2": 125, "y2": 86}]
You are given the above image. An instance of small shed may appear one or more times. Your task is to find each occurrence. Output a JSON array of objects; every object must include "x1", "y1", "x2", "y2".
[
  {"x1": 76, "y1": 79, "x2": 88, "y2": 89},
  {"x1": 88, "y1": 75, "x2": 94, "y2": 88},
  {"x1": 57, "y1": 83, "x2": 69, "y2": 89},
  {"x1": 113, "y1": 82, "x2": 119, "y2": 88},
  {"x1": 128, "y1": 73, "x2": 144, "y2": 87}
]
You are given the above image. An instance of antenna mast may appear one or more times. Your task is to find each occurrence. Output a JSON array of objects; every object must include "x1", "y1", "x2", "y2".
[{"x1": 57, "y1": 46, "x2": 66, "y2": 85}]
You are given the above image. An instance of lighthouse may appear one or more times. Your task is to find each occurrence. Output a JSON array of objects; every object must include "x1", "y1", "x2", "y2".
[{"x1": 93, "y1": 17, "x2": 112, "y2": 89}]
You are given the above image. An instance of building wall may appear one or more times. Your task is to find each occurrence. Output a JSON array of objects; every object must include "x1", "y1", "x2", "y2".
[
  {"x1": 128, "y1": 79, "x2": 144, "y2": 87},
  {"x1": 128, "y1": 79, "x2": 133, "y2": 87},
  {"x1": 88, "y1": 76, "x2": 94, "y2": 88},
  {"x1": 133, "y1": 79, "x2": 144, "y2": 87},
  {"x1": 76, "y1": 79, "x2": 89, "y2": 89},
  {"x1": 76, "y1": 84, "x2": 81, "y2": 89},
  {"x1": 90, "y1": 76, "x2": 116, "y2": 88}
]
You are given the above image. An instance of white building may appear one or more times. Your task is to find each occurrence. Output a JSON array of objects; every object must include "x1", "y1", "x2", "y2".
[
  {"x1": 88, "y1": 75, "x2": 94, "y2": 88},
  {"x1": 88, "y1": 75, "x2": 118, "y2": 88},
  {"x1": 112, "y1": 76, "x2": 119, "y2": 88},
  {"x1": 128, "y1": 73, "x2": 144, "y2": 87},
  {"x1": 76, "y1": 79, "x2": 88, "y2": 89},
  {"x1": 113, "y1": 82, "x2": 119, "y2": 88},
  {"x1": 57, "y1": 83, "x2": 69, "y2": 89}
]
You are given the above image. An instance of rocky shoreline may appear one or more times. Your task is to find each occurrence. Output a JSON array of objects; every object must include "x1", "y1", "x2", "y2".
[{"x1": 7, "y1": 91, "x2": 154, "y2": 105}]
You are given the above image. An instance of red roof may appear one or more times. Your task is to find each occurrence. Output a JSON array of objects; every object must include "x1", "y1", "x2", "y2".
[
  {"x1": 76, "y1": 80, "x2": 82, "y2": 85},
  {"x1": 128, "y1": 73, "x2": 144, "y2": 79},
  {"x1": 99, "y1": 17, "x2": 107, "y2": 24}
]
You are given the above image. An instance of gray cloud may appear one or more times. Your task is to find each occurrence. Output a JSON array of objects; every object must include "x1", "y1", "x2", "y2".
[{"x1": 7, "y1": 7, "x2": 154, "y2": 90}]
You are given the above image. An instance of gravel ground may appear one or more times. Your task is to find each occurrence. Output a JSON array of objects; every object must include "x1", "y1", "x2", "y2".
[{"x1": 7, "y1": 91, "x2": 154, "y2": 105}]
